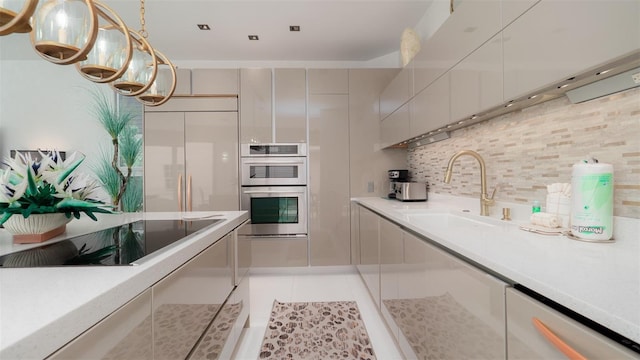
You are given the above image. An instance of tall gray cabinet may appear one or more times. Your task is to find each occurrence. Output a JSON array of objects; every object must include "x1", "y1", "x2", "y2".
[
  {"x1": 308, "y1": 69, "x2": 351, "y2": 266},
  {"x1": 144, "y1": 97, "x2": 239, "y2": 212}
]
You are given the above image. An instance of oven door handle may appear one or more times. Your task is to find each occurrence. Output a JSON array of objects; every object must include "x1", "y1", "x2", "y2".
[
  {"x1": 242, "y1": 190, "x2": 306, "y2": 195},
  {"x1": 242, "y1": 160, "x2": 305, "y2": 165}
]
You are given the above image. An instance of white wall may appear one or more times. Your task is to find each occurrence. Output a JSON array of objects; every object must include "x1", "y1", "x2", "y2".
[{"x1": 0, "y1": 60, "x2": 113, "y2": 170}]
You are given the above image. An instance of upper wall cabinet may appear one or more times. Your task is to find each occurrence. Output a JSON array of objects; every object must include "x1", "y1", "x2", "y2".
[
  {"x1": 381, "y1": 102, "x2": 410, "y2": 149},
  {"x1": 240, "y1": 68, "x2": 307, "y2": 144},
  {"x1": 410, "y1": 72, "x2": 450, "y2": 137},
  {"x1": 379, "y1": 66, "x2": 411, "y2": 120},
  {"x1": 274, "y1": 69, "x2": 306, "y2": 143},
  {"x1": 503, "y1": 0, "x2": 640, "y2": 101},
  {"x1": 501, "y1": 0, "x2": 540, "y2": 28},
  {"x1": 191, "y1": 69, "x2": 239, "y2": 95},
  {"x1": 172, "y1": 68, "x2": 192, "y2": 96},
  {"x1": 308, "y1": 69, "x2": 349, "y2": 94},
  {"x1": 450, "y1": 33, "x2": 503, "y2": 121},
  {"x1": 413, "y1": 0, "x2": 502, "y2": 94},
  {"x1": 240, "y1": 68, "x2": 272, "y2": 143}
]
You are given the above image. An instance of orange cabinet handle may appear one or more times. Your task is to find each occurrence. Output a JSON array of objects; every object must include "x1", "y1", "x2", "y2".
[{"x1": 532, "y1": 317, "x2": 587, "y2": 360}]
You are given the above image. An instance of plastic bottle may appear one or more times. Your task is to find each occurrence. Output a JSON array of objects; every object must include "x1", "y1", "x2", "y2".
[{"x1": 532, "y1": 200, "x2": 541, "y2": 213}]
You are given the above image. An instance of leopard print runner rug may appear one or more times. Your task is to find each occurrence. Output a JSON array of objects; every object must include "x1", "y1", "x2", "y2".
[{"x1": 258, "y1": 300, "x2": 376, "y2": 359}]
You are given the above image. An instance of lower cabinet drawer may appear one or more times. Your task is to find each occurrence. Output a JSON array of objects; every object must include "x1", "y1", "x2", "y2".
[
  {"x1": 506, "y1": 288, "x2": 638, "y2": 359},
  {"x1": 249, "y1": 236, "x2": 308, "y2": 267},
  {"x1": 48, "y1": 289, "x2": 153, "y2": 360}
]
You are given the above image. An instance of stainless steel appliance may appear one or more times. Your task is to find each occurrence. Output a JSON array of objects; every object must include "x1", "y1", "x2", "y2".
[
  {"x1": 395, "y1": 182, "x2": 427, "y2": 202},
  {"x1": 388, "y1": 169, "x2": 409, "y2": 199},
  {"x1": 240, "y1": 144, "x2": 307, "y2": 236}
]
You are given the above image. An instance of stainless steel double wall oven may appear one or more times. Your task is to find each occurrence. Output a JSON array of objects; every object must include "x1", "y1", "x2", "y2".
[{"x1": 240, "y1": 144, "x2": 307, "y2": 236}]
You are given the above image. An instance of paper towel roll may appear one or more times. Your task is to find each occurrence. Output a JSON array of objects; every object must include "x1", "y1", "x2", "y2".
[
  {"x1": 570, "y1": 162, "x2": 613, "y2": 240},
  {"x1": 530, "y1": 212, "x2": 562, "y2": 228}
]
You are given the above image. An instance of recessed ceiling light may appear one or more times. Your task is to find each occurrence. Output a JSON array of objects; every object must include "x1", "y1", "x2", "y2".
[
  {"x1": 528, "y1": 94, "x2": 538, "y2": 100},
  {"x1": 557, "y1": 84, "x2": 569, "y2": 89},
  {"x1": 248, "y1": 35, "x2": 259, "y2": 40},
  {"x1": 197, "y1": 24, "x2": 210, "y2": 30},
  {"x1": 596, "y1": 69, "x2": 611, "y2": 76},
  {"x1": 505, "y1": 103, "x2": 513, "y2": 108},
  {"x1": 289, "y1": 25, "x2": 300, "y2": 32}
]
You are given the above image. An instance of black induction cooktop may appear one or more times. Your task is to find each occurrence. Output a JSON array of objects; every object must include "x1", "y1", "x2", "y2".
[{"x1": 0, "y1": 219, "x2": 222, "y2": 268}]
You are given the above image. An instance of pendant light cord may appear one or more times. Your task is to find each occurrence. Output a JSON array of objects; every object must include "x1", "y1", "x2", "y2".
[{"x1": 139, "y1": 0, "x2": 148, "y2": 38}]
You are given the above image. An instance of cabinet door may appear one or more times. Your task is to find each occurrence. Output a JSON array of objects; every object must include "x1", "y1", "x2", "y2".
[
  {"x1": 410, "y1": 72, "x2": 450, "y2": 136},
  {"x1": 380, "y1": 217, "x2": 403, "y2": 341},
  {"x1": 49, "y1": 290, "x2": 153, "y2": 359},
  {"x1": 308, "y1": 69, "x2": 349, "y2": 94},
  {"x1": 501, "y1": 0, "x2": 539, "y2": 27},
  {"x1": 144, "y1": 112, "x2": 185, "y2": 212},
  {"x1": 152, "y1": 234, "x2": 233, "y2": 360},
  {"x1": 506, "y1": 288, "x2": 638, "y2": 359},
  {"x1": 185, "y1": 112, "x2": 239, "y2": 211},
  {"x1": 395, "y1": 231, "x2": 508, "y2": 359},
  {"x1": 240, "y1": 68, "x2": 272, "y2": 143},
  {"x1": 191, "y1": 69, "x2": 239, "y2": 95},
  {"x1": 503, "y1": 0, "x2": 640, "y2": 101},
  {"x1": 357, "y1": 206, "x2": 380, "y2": 307},
  {"x1": 413, "y1": 0, "x2": 502, "y2": 94},
  {"x1": 450, "y1": 33, "x2": 503, "y2": 121},
  {"x1": 379, "y1": 67, "x2": 411, "y2": 120},
  {"x1": 190, "y1": 273, "x2": 250, "y2": 360},
  {"x1": 274, "y1": 69, "x2": 306, "y2": 143},
  {"x1": 308, "y1": 93, "x2": 350, "y2": 265},
  {"x1": 380, "y1": 101, "x2": 410, "y2": 148}
]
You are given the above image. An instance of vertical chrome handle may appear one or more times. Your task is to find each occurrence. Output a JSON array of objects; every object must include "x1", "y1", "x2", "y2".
[
  {"x1": 187, "y1": 175, "x2": 192, "y2": 212},
  {"x1": 178, "y1": 174, "x2": 183, "y2": 212},
  {"x1": 532, "y1": 318, "x2": 587, "y2": 360}
]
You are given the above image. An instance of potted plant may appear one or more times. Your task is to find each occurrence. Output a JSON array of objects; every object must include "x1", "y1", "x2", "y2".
[{"x1": 0, "y1": 150, "x2": 113, "y2": 243}]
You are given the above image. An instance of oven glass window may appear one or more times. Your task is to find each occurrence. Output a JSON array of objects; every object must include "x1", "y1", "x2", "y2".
[
  {"x1": 250, "y1": 165, "x2": 299, "y2": 179},
  {"x1": 249, "y1": 145, "x2": 298, "y2": 155},
  {"x1": 250, "y1": 197, "x2": 299, "y2": 224}
]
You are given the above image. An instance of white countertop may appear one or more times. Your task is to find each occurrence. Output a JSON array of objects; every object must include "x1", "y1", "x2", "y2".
[
  {"x1": 353, "y1": 194, "x2": 640, "y2": 346},
  {"x1": 0, "y1": 211, "x2": 249, "y2": 359}
]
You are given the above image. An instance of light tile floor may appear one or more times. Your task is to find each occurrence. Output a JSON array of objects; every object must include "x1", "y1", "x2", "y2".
[{"x1": 232, "y1": 266, "x2": 404, "y2": 360}]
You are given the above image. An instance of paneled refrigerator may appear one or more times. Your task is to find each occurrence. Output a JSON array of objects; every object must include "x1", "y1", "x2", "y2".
[{"x1": 144, "y1": 108, "x2": 239, "y2": 212}]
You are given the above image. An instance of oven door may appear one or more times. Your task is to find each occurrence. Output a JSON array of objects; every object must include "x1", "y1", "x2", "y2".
[
  {"x1": 241, "y1": 157, "x2": 307, "y2": 186},
  {"x1": 240, "y1": 186, "x2": 307, "y2": 236}
]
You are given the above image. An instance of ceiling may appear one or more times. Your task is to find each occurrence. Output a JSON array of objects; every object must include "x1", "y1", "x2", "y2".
[{"x1": 0, "y1": 0, "x2": 434, "y2": 63}]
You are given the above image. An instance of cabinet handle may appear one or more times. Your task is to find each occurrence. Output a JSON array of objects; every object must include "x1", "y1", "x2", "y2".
[
  {"x1": 187, "y1": 175, "x2": 192, "y2": 212},
  {"x1": 532, "y1": 317, "x2": 587, "y2": 360},
  {"x1": 178, "y1": 174, "x2": 183, "y2": 212}
]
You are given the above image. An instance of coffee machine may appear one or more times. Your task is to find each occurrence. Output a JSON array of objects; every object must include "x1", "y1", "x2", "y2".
[{"x1": 388, "y1": 170, "x2": 409, "y2": 198}]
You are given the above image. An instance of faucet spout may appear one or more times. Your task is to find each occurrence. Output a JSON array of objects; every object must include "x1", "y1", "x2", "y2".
[{"x1": 443, "y1": 150, "x2": 494, "y2": 216}]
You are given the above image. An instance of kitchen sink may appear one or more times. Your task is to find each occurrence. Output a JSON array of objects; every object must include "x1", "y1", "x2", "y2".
[{"x1": 402, "y1": 211, "x2": 500, "y2": 232}]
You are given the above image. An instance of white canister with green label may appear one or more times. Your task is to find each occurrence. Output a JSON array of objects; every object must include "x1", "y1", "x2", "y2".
[{"x1": 570, "y1": 161, "x2": 614, "y2": 240}]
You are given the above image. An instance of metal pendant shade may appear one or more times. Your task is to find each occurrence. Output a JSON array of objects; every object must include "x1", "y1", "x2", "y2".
[
  {"x1": 110, "y1": 29, "x2": 157, "y2": 96},
  {"x1": 137, "y1": 49, "x2": 176, "y2": 106},
  {"x1": 0, "y1": 0, "x2": 38, "y2": 35},
  {"x1": 30, "y1": 0, "x2": 98, "y2": 65},
  {"x1": 75, "y1": 1, "x2": 132, "y2": 83}
]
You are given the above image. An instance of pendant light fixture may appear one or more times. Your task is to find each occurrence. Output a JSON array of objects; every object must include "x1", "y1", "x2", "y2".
[
  {"x1": 110, "y1": 0, "x2": 159, "y2": 97},
  {"x1": 30, "y1": 0, "x2": 98, "y2": 65},
  {"x1": 136, "y1": 49, "x2": 176, "y2": 106},
  {"x1": 110, "y1": 28, "x2": 157, "y2": 96},
  {"x1": 75, "y1": 1, "x2": 132, "y2": 83},
  {"x1": 0, "y1": 0, "x2": 38, "y2": 35}
]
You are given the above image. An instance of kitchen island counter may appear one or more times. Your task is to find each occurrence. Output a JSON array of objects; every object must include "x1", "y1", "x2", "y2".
[
  {"x1": 0, "y1": 211, "x2": 248, "y2": 359},
  {"x1": 353, "y1": 195, "x2": 640, "y2": 349}
]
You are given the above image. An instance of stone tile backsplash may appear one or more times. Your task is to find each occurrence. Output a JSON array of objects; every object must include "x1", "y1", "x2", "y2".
[{"x1": 408, "y1": 87, "x2": 640, "y2": 218}]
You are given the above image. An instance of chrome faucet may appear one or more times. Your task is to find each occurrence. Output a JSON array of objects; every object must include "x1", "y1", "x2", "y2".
[{"x1": 444, "y1": 150, "x2": 495, "y2": 216}]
